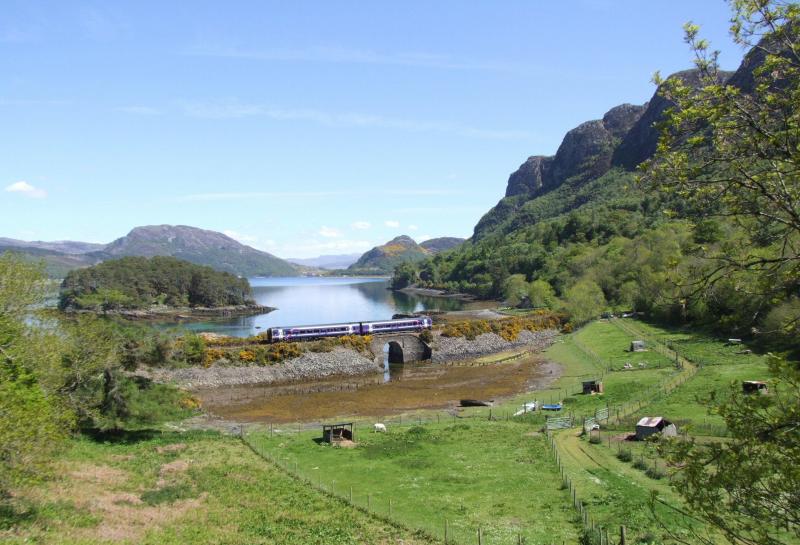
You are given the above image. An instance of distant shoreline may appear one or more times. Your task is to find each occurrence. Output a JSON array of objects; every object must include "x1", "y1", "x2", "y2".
[
  {"x1": 65, "y1": 303, "x2": 275, "y2": 322},
  {"x1": 398, "y1": 286, "x2": 479, "y2": 302}
]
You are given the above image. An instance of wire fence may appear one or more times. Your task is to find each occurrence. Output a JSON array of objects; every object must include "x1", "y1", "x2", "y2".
[
  {"x1": 241, "y1": 412, "x2": 580, "y2": 545},
  {"x1": 238, "y1": 320, "x2": 712, "y2": 545}
]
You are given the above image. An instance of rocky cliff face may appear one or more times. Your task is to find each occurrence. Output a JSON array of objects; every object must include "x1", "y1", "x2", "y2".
[
  {"x1": 475, "y1": 62, "x2": 752, "y2": 241},
  {"x1": 503, "y1": 103, "x2": 646, "y2": 200}
]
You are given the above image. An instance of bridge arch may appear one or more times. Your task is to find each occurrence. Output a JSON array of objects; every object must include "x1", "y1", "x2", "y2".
[
  {"x1": 370, "y1": 333, "x2": 431, "y2": 364},
  {"x1": 387, "y1": 341, "x2": 404, "y2": 363}
]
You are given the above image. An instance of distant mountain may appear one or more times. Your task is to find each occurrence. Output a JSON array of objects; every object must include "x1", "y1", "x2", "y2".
[
  {"x1": 419, "y1": 237, "x2": 465, "y2": 254},
  {"x1": 0, "y1": 237, "x2": 105, "y2": 254},
  {"x1": 348, "y1": 235, "x2": 429, "y2": 273},
  {"x1": 287, "y1": 253, "x2": 362, "y2": 270},
  {"x1": 91, "y1": 225, "x2": 298, "y2": 277},
  {"x1": 1, "y1": 225, "x2": 299, "y2": 278},
  {"x1": 0, "y1": 244, "x2": 99, "y2": 278}
]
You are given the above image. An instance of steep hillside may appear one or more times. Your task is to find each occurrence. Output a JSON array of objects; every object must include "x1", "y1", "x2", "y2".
[
  {"x1": 396, "y1": 36, "x2": 793, "y2": 343},
  {"x1": 91, "y1": 225, "x2": 298, "y2": 277},
  {"x1": 348, "y1": 235, "x2": 429, "y2": 273},
  {"x1": 420, "y1": 237, "x2": 465, "y2": 254}
]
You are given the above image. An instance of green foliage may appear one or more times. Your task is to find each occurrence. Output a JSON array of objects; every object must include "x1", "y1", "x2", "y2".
[
  {"x1": 440, "y1": 314, "x2": 562, "y2": 341},
  {"x1": 528, "y1": 279, "x2": 557, "y2": 308},
  {"x1": 502, "y1": 274, "x2": 529, "y2": 306},
  {"x1": 59, "y1": 256, "x2": 253, "y2": 311},
  {"x1": 563, "y1": 280, "x2": 607, "y2": 326},
  {"x1": 0, "y1": 255, "x2": 71, "y2": 496},
  {"x1": 391, "y1": 261, "x2": 418, "y2": 289}
]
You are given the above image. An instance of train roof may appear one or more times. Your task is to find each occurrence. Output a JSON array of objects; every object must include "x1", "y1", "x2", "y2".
[{"x1": 270, "y1": 316, "x2": 430, "y2": 330}]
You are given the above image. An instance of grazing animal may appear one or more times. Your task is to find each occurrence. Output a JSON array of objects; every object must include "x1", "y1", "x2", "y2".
[{"x1": 373, "y1": 423, "x2": 387, "y2": 433}]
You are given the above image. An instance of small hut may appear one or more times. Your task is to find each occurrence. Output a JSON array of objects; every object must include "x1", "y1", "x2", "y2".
[
  {"x1": 322, "y1": 422, "x2": 355, "y2": 444},
  {"x1": 582, "y1": 379, "x2": 604, "y2": 395},
  {"x1": 635, "y1": 416, "x2": 677, "y2": 440},
  {"x1": 630, "y1": 340, "x2": 646, "y2": 352},
  {"x1": 742, "y1": 381, "x2": 768, "y2": 395}
]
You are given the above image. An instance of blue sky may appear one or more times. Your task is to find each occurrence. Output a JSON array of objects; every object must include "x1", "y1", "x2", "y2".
[{"x1": 1, "y1": 1, "x2": 745, "y2": 258}]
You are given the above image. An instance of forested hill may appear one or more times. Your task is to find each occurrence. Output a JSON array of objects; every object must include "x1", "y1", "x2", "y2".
[
  {"x1": 59, "y1": 256, "x2": 254, "y2": 311},
  {"x1": 394, "y1": 33, "x2": 799, "y2": 351}
]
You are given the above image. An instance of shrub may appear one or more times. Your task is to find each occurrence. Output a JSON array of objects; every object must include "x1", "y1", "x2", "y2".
[
  {"x1": 238, "y1": 350, "x2": 256, "y2": 363},
  {"x1": 617, "y1": 449, "x2": 633, "y2": 462},
  {"x1": 588, "y1": 434, "x2": 602, "y2": 444},
  {"x1": 646, "y1": 466, "x2": 666, "y2": 480},
  {"x1": 419, "y1": 329, "x2": 433, "y2": 343},
  {"x1": 633, "y1": 457, "x2": 649, "y2": 471}
]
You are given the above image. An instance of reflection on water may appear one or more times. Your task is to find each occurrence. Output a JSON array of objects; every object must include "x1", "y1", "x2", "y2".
[{"x1": 171, "y1": 277, "x2": 467, "y2": 337}]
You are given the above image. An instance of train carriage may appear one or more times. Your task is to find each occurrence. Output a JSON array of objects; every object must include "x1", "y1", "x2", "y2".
[{"x1": 267, "y1": 316, "x2": 431, "y2": 343}]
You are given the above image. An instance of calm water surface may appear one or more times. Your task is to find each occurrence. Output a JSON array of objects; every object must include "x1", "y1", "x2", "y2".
[{"x1": 176, "y1": 276, "x2": 467, "y2": 337}]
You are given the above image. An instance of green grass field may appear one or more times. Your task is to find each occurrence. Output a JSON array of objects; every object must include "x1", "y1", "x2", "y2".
[
  {"x1": 247, "y1": 420, "x2": 581, "y2": 545},
  {"x1": 3, "y1": 431, "x2": 434, "y2": 545},
  {"x1": 5, "y1": 317, "x2": 782, "y2": 545}
]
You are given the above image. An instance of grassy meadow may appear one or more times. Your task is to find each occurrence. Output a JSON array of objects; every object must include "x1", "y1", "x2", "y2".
[
  {"x1": 4, "y1": 316, "x2": 779, "y2": 545},
  {"x1": 246, "y1": 420, "x2": 581, "y2": 545},
  {"x1": 2, "y1": 431, "x2": 434, "y2": 545}
]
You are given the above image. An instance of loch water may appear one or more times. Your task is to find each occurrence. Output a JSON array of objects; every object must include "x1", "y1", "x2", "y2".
[{"x1": 173, "y1": 276, "x2": 467, "y2": 337}]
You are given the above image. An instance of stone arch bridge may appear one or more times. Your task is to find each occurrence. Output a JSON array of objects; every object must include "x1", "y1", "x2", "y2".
[{"x1": 370, "y1": 333, "x2": 432, "y2": 364}]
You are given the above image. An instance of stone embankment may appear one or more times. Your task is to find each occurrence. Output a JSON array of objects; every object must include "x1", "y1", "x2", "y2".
[
  {"x1": 431, "y1": 329, "x2": 558, "y2": 363},
  {"x1": 146, "y1": 347, "x2": 379, "y2": 389}
]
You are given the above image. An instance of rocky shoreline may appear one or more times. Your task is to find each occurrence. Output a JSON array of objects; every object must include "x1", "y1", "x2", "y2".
[
  {"x1": 147, "y1": 328, "x2": 560, "y2": 389},
  {"x1": 68, "y1": 303, "x2": 275, "y2": 321},
  {"x1": 145, "y1": 347, "x2": 380, "y2": 389},
  {"x1": 431, "y1": 329, "x2": 559, "y2": 363},
  {"x1": 398, "y1": 286, "x2": 478, "y2": 301}
]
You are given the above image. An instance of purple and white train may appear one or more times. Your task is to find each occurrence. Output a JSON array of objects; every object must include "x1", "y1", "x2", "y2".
[{"x1": 267, "y1": 316, "x2": 432, "y2": 343}]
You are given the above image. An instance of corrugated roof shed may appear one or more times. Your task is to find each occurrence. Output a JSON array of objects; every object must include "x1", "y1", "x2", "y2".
[{"x1": 637, "y1": 416, "x2": 663, "y2": 428}]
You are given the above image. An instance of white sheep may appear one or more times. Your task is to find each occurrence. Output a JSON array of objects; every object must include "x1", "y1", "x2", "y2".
[{"x1": 373, "y1": 423, "x2": 387, "y2": 433}]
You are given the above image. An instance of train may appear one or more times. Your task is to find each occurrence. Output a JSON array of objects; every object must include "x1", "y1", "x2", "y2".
[{"x1": 267, "y1": 316, "x2": 432, "y2": 343}]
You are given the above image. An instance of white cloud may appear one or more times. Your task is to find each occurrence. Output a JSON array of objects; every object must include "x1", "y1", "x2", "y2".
[
  {"x1": 408, "y1": 224, "x2": 419, "y2": 231},
  {"x1": 418, "y1": 234, "x2": 433, "y2": 242},
  {"x1": 180, "y1": 101, "x2": 530, "y2": 140},
  {"x1": 318, "y1": 226, "x2": 342, "y2": 238},
  {"x1": 223, "y1": 229, "x2": 258, "y2": 244},
  {"x1": 351, "y1": 221, "x2": 371, "y2": 230},
  {"x1": 5, "y1": 181, "x2": 47, "y2": 198},
  {"x1": 384, "y1": 220, "x2": 400, "y2": 228}
]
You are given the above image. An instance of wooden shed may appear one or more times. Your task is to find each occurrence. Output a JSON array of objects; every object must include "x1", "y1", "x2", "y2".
[
  {"x1": 630, "y1": 340, "x2": 646, "y2": 352},
  {"x1": 322, "y1": 422, "x2": 355, "y2": 444},
  {"x1": 635, "y1": 416, "x2": 677, "y2": 440},
  {"x1": 582, "y1": 379, "x2": 604, "y2": 394},
  {"x1": 742, "y1": 381, "x2": 768, "y2": 395}
]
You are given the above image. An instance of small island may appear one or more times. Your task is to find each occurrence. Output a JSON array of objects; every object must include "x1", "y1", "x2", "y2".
[{"x1": 59, "y1": 255, "x2": 273, "y2": 319}]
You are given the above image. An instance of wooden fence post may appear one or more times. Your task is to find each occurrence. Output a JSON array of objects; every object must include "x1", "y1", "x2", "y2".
[{"x1": 620, "y1": 525, "x2": 627, "y2": 545}]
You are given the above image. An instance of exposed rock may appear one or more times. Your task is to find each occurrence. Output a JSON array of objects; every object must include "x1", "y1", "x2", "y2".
[
  {"x1": 146, "y1": 347, "x2": 381, "y2": 389},
  {"x1": 431, "y1": 329, "x2": 558, "y2": 363},
  {"x1": 504, "y1": 155, "x2": 553, "y2": 197}
]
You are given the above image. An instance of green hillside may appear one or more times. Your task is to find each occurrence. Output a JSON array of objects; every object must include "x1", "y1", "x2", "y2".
[{"x1": 394, "y1": 29, "x2": 800, "y2": 354}]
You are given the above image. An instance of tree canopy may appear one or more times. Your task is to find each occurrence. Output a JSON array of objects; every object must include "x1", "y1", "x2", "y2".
[{"x1": 60, "y1": 255, "x2": 254, "y2": 311}]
